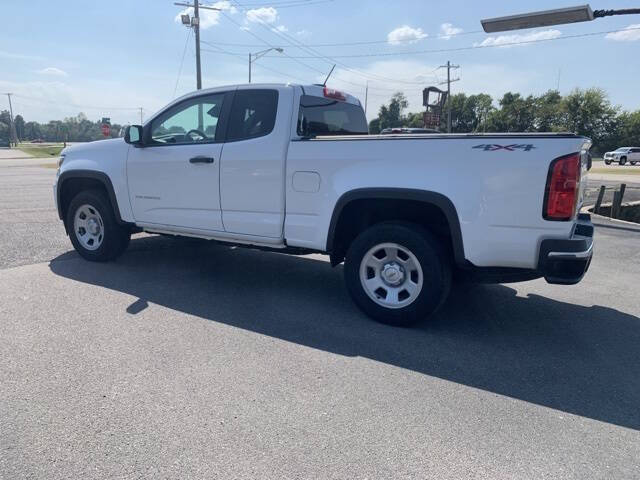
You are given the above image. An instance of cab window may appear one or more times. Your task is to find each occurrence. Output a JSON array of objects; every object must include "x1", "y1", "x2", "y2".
[
  {"x1": 297, "y1": 95, "x2": 368, "y2": 137},
  {"x1": 226, "y1": 90, "x2": 278, "y2": 142}
]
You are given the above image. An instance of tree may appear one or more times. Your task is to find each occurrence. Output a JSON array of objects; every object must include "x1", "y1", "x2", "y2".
[
  {"x1": 13, "y1": 115, "x2": 25, "y2": 141},
  {"x1": 616, "y1": 110, "x2": 640, "y2": 147},
  {"x1": 486, "y1": 92, "x2": 536, "y2": 132},
  {"x1": 561, "y1": 88, "x2": 619, "y2": 154},
  {"x1": 369, "y1": 92, "x2": 408, "y2": 132},
  {"x1": 447, "y1": 93, "x2": 494, "y2": 132},
  {"x1": 24, "y1": 121, "x2": 42, "y2": 140},
  {"x1": 405, "y1": 112, "x2": 425, "y2": 128},
  {"x1": 533, "y1": 90, "x2": 563, "y2": 132},
  {"x1": 0, "y1": 120, "x2": 8, "y2": 142}
]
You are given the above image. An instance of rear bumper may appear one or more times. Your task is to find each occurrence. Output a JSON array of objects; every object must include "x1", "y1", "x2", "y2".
[{"x1": 537, "y1": 213, "x2": 594, "y2": 285}]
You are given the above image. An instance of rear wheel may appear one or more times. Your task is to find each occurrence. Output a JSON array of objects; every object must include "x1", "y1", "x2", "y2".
[
  {"x1": 66, "y1": 189, "x2": 130, "y2": 262},
  {"x1": 344, "y1": 222, "x2": 451, "y2": 327}
]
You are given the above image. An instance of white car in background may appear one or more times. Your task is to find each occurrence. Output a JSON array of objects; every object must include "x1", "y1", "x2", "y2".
[{"x1": 603, "y1": 147, "x2": 640, "y2": 165}]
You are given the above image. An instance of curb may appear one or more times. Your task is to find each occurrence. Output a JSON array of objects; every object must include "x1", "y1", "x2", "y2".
[{"x1": 582, "y1": 204, "x2": 640, "y2": 229}]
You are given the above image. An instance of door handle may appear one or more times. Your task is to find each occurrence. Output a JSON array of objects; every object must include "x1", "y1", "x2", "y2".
[{"x1": 189, "y1": 156, "x2": 215, "y2": 164}]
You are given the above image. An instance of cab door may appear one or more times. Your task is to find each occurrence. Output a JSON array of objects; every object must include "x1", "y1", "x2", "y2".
[
  {"x1": 219, "y1": 88, "x2": 289, "y2": 238},
  {"x1": 127, "y1": 91, "x2": 231, "y2": 232}
]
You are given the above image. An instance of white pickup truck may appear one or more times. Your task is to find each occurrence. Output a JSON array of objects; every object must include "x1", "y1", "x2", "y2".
[{"x1": 55, "y1": 83, "x2": 594, "y2": 326}]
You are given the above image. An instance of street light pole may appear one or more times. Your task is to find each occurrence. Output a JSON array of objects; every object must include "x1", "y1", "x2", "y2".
[{"x1": 248, "y1": 48, "x2": 284, "y2": 83}]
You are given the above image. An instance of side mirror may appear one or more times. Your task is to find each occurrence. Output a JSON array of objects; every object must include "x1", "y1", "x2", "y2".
[{"x1": 124, "y1": 125, "x2": 143, "y2": 146}]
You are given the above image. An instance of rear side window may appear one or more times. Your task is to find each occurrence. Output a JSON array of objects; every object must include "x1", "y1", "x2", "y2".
[
  {"x1": 297, "y1": 95, "x2": 368, "y2": 137},
  {"x1": 226, "y1": 89, "x2": 278, "y2": 142}
]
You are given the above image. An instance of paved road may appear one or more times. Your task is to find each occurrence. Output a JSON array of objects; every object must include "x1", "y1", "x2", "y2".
[{"x1": 1, "y1": 160, "x2": 639, "y2": 479}]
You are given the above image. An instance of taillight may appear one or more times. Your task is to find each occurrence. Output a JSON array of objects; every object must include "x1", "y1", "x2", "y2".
[
  {"x1": 543, "y1": 152, "x2": 581, "y2": 221},
  {"x1": 323, "y1": 87, "x2": 346, "y2": 101}
]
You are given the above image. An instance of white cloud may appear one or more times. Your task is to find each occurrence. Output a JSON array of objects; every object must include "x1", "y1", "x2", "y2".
[
  {"x1": 439, "y1": 23, "x2": 463, "y2": 40},
  {"x1": 246, "y1": 6, "x2": 278, "y2": 24},
  {"x1": 37, "y1": 67, "x2": 68, "y2": 77},
  {"x1": 174, "y1": 1, "x2": 237, "y2": 30},
  {"x1": 605, "y1": 24, "x2": 640, "y2": 42},
  {"x1": 474, "y1": 29, "x2": 561, "y2": 48},
  {"x1": 0, "y1": 50, "x2": 45, "y2": 61},
  {"x1": 387, "y1": 25, "x2": 428, "y2": 45}
]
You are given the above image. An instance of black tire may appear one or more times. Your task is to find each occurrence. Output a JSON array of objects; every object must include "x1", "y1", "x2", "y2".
[
  {"x1": 344, "y1": 222, "x2": 452, "y2": 327},
  {"x1": 66, "y1": 189, "x2": 130, "y2": 262},
  {"x1": 619, "y1": 157, "x2": 627, "y2": 166}
]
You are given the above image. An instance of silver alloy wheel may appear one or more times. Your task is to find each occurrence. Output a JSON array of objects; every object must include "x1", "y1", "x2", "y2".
[
  {"x1": 359, "y1": 242, "x2": 424, "y2": 309},
  {"x1": 73, "y1": 204, "x2": 104, "y2": 251}
]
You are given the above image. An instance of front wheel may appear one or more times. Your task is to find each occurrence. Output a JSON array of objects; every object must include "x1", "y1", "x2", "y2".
[
  {"x1": 66, "y1": 189, "x2": 130, "y2": 261},
  {"x1": 344, "y1": 222, "x2": 451, "y2": 327}
]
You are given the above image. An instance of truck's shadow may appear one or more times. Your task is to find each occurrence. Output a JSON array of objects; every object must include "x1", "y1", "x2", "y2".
[{"x1": 49, "y1": 235, "x2": 640, "y2": 430}]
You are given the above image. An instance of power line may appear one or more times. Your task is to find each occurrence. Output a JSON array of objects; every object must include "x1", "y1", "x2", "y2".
[
  {"x1": 201, "y1": 29, "x2": 483, "y2": 48},
  {"x1": 227, "y1": 0, "x2": 434, "y2": 87},
  {"x1": 202, "y1": 43, "x2": 312, "y2": 84},
  {"x1": 200, "y1": 45, "x2": 434, "y2": 93},
  {"x1": 173, "y1": 27, "x2": 192, "y2": 98},
  {"x1": 218, "y1": 9, "x2": 330, "y2": 83},
  {"x1": 232, "y1": 0, "x2": 334, "y2": 8},
  {"x1": 244, "y1": 25, "x2": 640, "y2": 58}
]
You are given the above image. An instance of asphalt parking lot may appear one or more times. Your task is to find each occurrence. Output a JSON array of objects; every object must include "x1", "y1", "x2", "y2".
[{"x1": 1, "y1": 155, "x2": 639, "y2": 479}]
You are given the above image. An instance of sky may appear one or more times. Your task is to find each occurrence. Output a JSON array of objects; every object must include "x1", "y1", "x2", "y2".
[{"x1": 1, "y1": 0, "x2": 640, "y2": 125}]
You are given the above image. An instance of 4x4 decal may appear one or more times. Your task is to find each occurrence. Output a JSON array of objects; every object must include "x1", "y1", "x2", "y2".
[{"x1": 472, "y1": 144, "x2": 536, "y2": 151}]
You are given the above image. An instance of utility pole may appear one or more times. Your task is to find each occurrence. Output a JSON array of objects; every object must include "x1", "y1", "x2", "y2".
[
  {"x1": 364, "y1": 81, "x2": 369, "y2": 116},
  {"x1": 438, "y1": 61, "x2": 460, "y2": 133},
  {"x1": 193, "y1": 0, "x2": 201, "y2": 90},
  {"x1": 174, "y1": 2, "x2": 220, "y2": 91},
  {"x1": 5, "y1": 93, "x2": 18, "y2": 147}
]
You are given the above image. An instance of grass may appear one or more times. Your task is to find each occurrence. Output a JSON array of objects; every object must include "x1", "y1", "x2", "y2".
[
  {"x1": 17, "y1": 143, "x2": 64, "y2": 158},
  {"x1": 589, "y1": 167, "x2": 640, "y2": 175}
]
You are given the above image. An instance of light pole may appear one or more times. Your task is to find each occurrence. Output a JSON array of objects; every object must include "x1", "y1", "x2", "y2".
[
  {"x1": 249, "y1": 48, "x2": 284, "y2": 83},
  {"x1": 481, "y1": 4, "x2": 640, "y2": 33}
]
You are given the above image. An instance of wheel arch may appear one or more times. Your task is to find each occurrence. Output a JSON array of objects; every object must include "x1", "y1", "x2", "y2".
[
  {"x1": 57, "y1": 170, "x2": 130, "y2": 228},
  {"x1": 326, "y1": 188, "x2": 466, "y2": 267}
]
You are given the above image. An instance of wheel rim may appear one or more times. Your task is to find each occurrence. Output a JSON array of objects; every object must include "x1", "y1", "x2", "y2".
[
  {"x1": 359, "y1": 242, "x2": 424, "y2": 309},
  {"x1": 73, "y1": 204, "x2": 104, "y2": 251}
]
